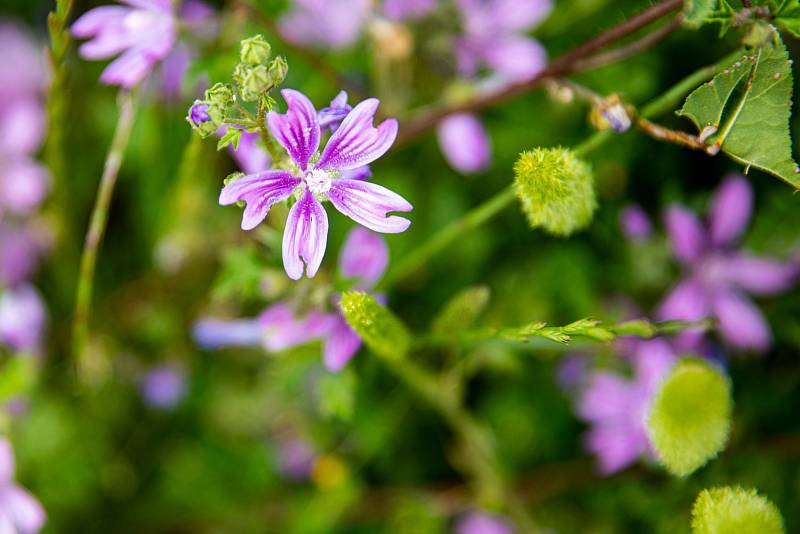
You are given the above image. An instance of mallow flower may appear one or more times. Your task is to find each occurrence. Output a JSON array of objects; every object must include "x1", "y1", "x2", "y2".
[
  {"x1": 0, "y1": 439, "x2": 46, "y2": 534},
  {"x1": 219, "y1": 89, "x2": 411, "y2": 280},
  {"x1": 573, "y1": 337, "x2": 677, "y2": 474},
  {"x1": 436, "y1": 112, "x2": 491, "y2": 174},
  {"x1": 71, "y1": 0, "x2": 178, "y2": 88},
  {"x1": 194, "y1": 227, "x2": 389, "y2": 371},
  {"x1": 279, "y1": 0, "x2": 373, "y2": 49},
  {"x1": 657, "y1": 175, "x2": 798, "y2": 352}
]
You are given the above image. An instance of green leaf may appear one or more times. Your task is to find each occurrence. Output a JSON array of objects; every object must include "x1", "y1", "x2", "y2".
[
  {"x1": 683, "y1": 0, "x2": 718, "y2": 29},
  {"x1": 340, "y1": 292, "x2": 411, "y2": 361},
  {"x1": 431, "y1": 286, "x2": 490, "y2": 336},
  {"x1": 216, "y1": 127, "x2": 242, "y2": 151},
  {"x1": 775, "y1": 0, "x2": 800, "y2": 36},
  {"x1": 647, "y1": 359, "x2": 732, "y2": 477},
  {"x1": 678, "y1": 36, "x2": 800, "y2": 188},
  {"x1": 316, "y1": 369, "x2": 357, "y2": 421},
  {"x1": 692, "y1": 486, "x2": 785, "y2": 534},
  {"x1": 0, "y1": 357, "x2": 37, "y2": 402}
]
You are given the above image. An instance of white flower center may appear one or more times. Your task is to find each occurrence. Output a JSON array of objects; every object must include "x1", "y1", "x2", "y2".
[{"x1": 305, "y1": 168, "x2": 332, "y2": 195}]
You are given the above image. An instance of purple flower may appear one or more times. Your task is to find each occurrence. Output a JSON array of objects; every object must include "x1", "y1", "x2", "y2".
[
  {"x1": 0, "y1": 22, "x2": 47, "y2": 104},
  {"x1": 575, "y1": 338, "x2": 677, "y2": 474},
  {"x1": 455, "y1": 511, "x2": 514, "y2": 534},
  {"x1": 455, "y1": 0, "x2": 551, "y2": 81},
  {"x1": 657, "y1": 175, "x2": 798, "y2": 352},
  {"x1": 219, "y1": 89, "x2": 411, "y2": 280},
  {"x1": 383, "y1": 0, "x2": 437, "y2": 21},
  {"x1": 71, "y1": 0, "x2": 178, "y2": 89},
  {"x1": 0, "y1": 226, "x2": 44, "y2": 287},
  {"x1": 437, "y1": 113, "x2": 491, "y2": 174},
  {"x1": 0, "y1": 439, "x2": 46, "y2": 534},
  {"x1": 318, "y1": 91, "x2": 352, "y2": 132},
  {"x1": 276, "y1": 437, "x2": 316, "y2": 482},
  {"x1": 139, "y1": 365, "x2": 186, "y2": 409},
  {"x1": 189, "y1": 102, "x2": 210, "y2": 125},
  {"x1": 193, "y1": 318, "x2": 265, "y2": 349},
  {"x1": 279, "y1": 0, "x2": 372, "y2": 49},
  {"x1": 0, "y1": 285, "x2": 46, "y2": 354},
  {"x1": 620, "y1": 204, "x2": 652, "y2": 242}
]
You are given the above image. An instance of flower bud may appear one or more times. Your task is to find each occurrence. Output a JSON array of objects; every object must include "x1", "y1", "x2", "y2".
[
  {"x1": 692, "y1": 487, "x2": 784, "y2": 534},
  {"x1": 238, "y1": 64, "x2": 271, "y2": 102},
  {"x1": 268, "y1": 56, "x2": 289, "y2": 86},
  {"x1": 590, "y1": 94, "x2": 632, "y2": 133},
  {"x1": 205, "y1": 82, "x2": 234, "y2": 109},
  {"x1": 187, "y1": 99, "x2": 221, "y2": 138},
  {"x1": 339, "y1": 291, "x2": 410, "y2": 360},
  {"x1": 239, "y1": 34, "x2": 271, "y2": 65},
  {"x1": 647, "y1": 358, "x2": 732, "y2": 477},
  {"x1": 513, "y1": 147, "x2": 597, "y2": 236}
]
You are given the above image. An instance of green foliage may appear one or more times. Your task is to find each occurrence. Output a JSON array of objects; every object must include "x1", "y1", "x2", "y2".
[
  {"x1": 499, "y1": 318, "x2": 658, "y2": 345},
  {"x1": 692, "y1": 486, "x2": 785, "y2": 534},
  {"x1": 0, "y1": 357, "x2": 36, "y2": 403},
  {"x1": 682, "y1": 0, "x2": 718, "y2": 29},
  {"x1": 317, "y1": 369, "x2": 357, "y2": 421},
  {"x1": 678, "y1": 35, "x2": 799, "y2": 187},
  {"x1": 647, "y1": 359, "x2": 732, "y2": 477},
  {"x1": 774, "y1": 0, "x2": 800, "y2": 36},
  {"x1": 217, "y1": 127, "x2": 243, "y2": 151},
  {"x1": 340, "y1": 291, "x2": 411, "y2": 360},
  {"x1": 513, "y1": 148, "x2": 597, "y2": 236},
  {"x1": 431, "y1": 286, "x2": 490, "y2": 335}
]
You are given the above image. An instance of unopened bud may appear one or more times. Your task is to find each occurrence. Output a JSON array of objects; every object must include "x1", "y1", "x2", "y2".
[
  {"x1": 187, "y1": 100, "x2": 221, "y2": 137},
  {"x1": 691, "y1": 486, "x2": 784, "y2": 534},
  {"x1": 205, "y1": 82, "x2": 233, "y2": 109},
  {"x1": 238, "y1": 64, "x2": 271, "y2": 102},
  {"x1": 590, "y1": 94, "x2": 632, "y2": 133},
  {"x1": 268, "y1": 56, "x2": 289, "y2": 86},
  {"x1": 339, "y1": 291, "x2": 410, "y2": 360},
  {"x1": 239, "y1": 34, "x2": 271, "y2": 65}
]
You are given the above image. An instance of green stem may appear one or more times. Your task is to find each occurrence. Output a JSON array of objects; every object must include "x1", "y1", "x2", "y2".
[
  {"x1": 73, "y1": 92, "x2": 137, "y2": 364},
  {"x1": 257, "y1": 97, "x2": 282, "y2": 161},
  {"x1": 381, "y1": 50, "x2": 744, "y2": 289}
]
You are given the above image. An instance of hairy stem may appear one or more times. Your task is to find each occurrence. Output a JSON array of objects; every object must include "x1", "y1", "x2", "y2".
[
  {"x1": 381, "y1": 51, "x2": 743, "y2": 289},
  {"x1": 257, "y1": 97, "x2": 283, "y2": 161},
  {"x1": 73, "y1": 92, "x2": 137, "y2": 363}
]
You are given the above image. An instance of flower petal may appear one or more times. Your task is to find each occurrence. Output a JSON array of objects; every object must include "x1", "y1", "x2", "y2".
[
  {"x1": 585, "y1": 424, "x2": 646, "y2": 474},
  {"x1": 323, "y1": 317, "x2": 362, "y2": 371},
  {"x1": 712, "y1": 289, "x2": 772, "y2": 351},
  {"x1": 657, "y1": 277, "x2": 710, "y2": 322},
  {"x1": 282, "y1": 190, "x2": 329, "y2": 280},
  {"x1": 709, "y1": 174, "x2": 752, "y2": 247},
  {"x1": 577, "y1": 372, "x2": 631, "y2": 422},
  {"x1": 328, "y1": 179, "x2": 412, "y2": 233},
  {"x1": 218, "y1": 170, "x2": 300, "y2": 231},
  {"x1": 483, "y1": 35, "x2": 547, "y2": 81},
  {"x1": 317, "y1": 99, "x2": 398, "y2": 170},
  {"x1": 664, "y1": 205, "x2": 706, "y2": 264},
  {"x1": 0, "y1": 486, "x2": 46, "y2": 534},
  {"x1": 71, "y1": 6, "x2": 128, "y2": 39},
  {"x1": 0, "y1": 440, "x2": 14, "y2": 484},
  {"x1": 267, "y1": 89, "x2": 321, "y2": 171},
  {"x1": 493, "y1": 0, "x2": 553, "y2": 33},
  {"x1": 436, "y1": 113, "x2": 491, "y2": 174},
  {"x1": 192, "y1": 318, "x2": 264, "y2": 349},
  {"x1": 318, "y1": 90, "x2": 351, "y2": 131},
  {"x1": 724, "y1": 254, "x2": 798, "y2": 296},
  {"x1": 99, "y1": 48, "x2": 157, "y2": 88},
  {"x1": 258, "y1": 303, "x2": 336, "y2": 350},
  {"x1": 339, "y1": 166, "x2": 372, "y2": 181},
  {"x1": 339, "y1": 227, "x2": 389, "y2": 287}
]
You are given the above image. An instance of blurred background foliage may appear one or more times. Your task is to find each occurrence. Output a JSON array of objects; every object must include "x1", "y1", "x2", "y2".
[{"x1": 1, "y1": 0, "x2": 799, "y2": 532}]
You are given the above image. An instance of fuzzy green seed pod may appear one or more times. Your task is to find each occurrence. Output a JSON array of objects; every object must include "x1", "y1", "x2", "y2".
[
  {"x1": 692, "y1": 486, "x2": 784, "y2": 534},
  {"x1": 513, "y1": 147, "x2": 597, "y2": 236},
  {"x1": 239, "y1": 34, "x2": 271, "y2": 65},
  {"x1": 339, "y1": 291, "x2": 411, "y2": 361},
  {"x1": 267, "y1": 56, "x2": 289, "y2": 86},
  {"x1": 237, "y1": 65, "x2": 271, "y2": 102},
  {"x1": 647, "y1": 358, "x2": 732, "y2": 477}
]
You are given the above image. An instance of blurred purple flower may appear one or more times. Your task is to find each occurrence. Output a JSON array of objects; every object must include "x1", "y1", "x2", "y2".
[
  {"x1": 140, "y1": 365, "x2": 186, "y2": 409},
  {"x1": 455, "y1": 0, "x2": 551, "y2": 81},
  {"x1": 0, "y1": 439, "x2": 46, "y2": 534},
  {"x1": 219, "y1": 89, "x2": 410, "y2": 280},
  {"x1": 192, "y1": 318, "x2": 265, "y2": 350},
  {"x1": 276, "y1": 437, "x2": 316, "y2": 482},
  {"x1": 620, "y1": 204, "x2": 652, "y2": 242},
  {"x1": 71, "y1": 0, "x2": 178, "y2": 89},
  {"x1": 575, "y1": 338, "x2": 677, "y2": 474},
  {"x1": 0, "y1": 226, "x2": 44, "y2": 287},
  {"x1": 437, "y1": 113, "x2": 491, "y2": 174},
  {"x1": 0, "y1": 285, "x2": 46, "y2": 355},
  {"x1": 280, "y1": 0, "x2": 372, "y2": 49},
  {"x1": 0, "y1": 22, "x2": 47, "y2": 103},
  {"x1": 384, "y1": 0, "x2": 437, "y2": 21},
  {"x1": 657, "y1": 175, "x2": 798, "y2": 352},
  {"x1": 455, "y1": 511, "x2": 514, "y2": 534}
]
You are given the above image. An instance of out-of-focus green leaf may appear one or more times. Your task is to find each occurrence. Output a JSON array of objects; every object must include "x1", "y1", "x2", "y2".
[
  {"x1": 316, "y1": 369, "x2": 357, "y2": 421},
  {"x1": 431, "y1": 286, "x2": 490, "y2": 335},
  {"x1": 0, "y1": 357, "x2": 36, "y2": 402},
  {"x1": 775, "y1": 0, "x2": 800, "y2": 37},
  {"x1": 683, "y1": 0, "x2": 718, "y2": 29}
]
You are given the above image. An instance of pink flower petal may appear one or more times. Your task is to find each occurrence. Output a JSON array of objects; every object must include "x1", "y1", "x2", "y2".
[
  {"x1": 328, "y1": 179, "x2": 412, "y2": 233},
  {"x1": 282, "y1": 190, "x2": 329, "y2": 280},
  {"x1": 725, "y1": 254, "x2": 798, "y2": 296},
  {"x1": 317, "y1": 99, "x2": 398, "y2": 171},
  {"x1": 437, "y1": 113, "x2": 491, "y2": 174},
  {"x1": 712, "y1": 289, "x2": 772, "y2": 351},
  {"x1": 338, "y1": 227, "x2": 389, "y2": 287},
  {"x1": 664, "y1": 205, "x2": 707, "y2": 264},
  {"x1": 323, "y1": 317, "x2": 362, "y2": 371},
  {"x1": 709, "y1": 174, "x2": 752, "y2": 247},
  {"x1": 267, "y1": 89, "x2": 321, "y2": 171},
  {"x1": 218, "y1": 170, "x2": 301, "y2": 231}
]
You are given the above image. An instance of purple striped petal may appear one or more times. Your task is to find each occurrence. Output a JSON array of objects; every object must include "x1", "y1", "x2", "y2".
[
  {"x1": 219, "y1": 170, "x2": 301, "y2": 231},
  {"x1": 709, "y1": 174, "x2": 752, "y2": 247},
  {"x1": 712, "y1": 288, "x2": 771, "y2": 351},
  {"x1": 282, "y1": 190, "x2": 329, "y2": 280},
  {"x1": 724, "y1": 254, "x2": 798, "y2": 296},
  {"x1": 226, "y1": 129, "x2": 271, "y2": 175},
  {"x1": 323, "y1": 317, "x2": 362, "y2": 371},
  {"x1": 665, "y1": 205, "x2": 706, "y2": 264},
  {"x1": 318, "y1": 91, "x2": 351, "y2": 131},
  {"x1": 258, "y1": 303, "x2": 336, "y2": 350},
  {"x1": 328, "y1": 179, "x2": 412, "y2": 233},
  {"x1": 436, "y1": 113, "x2": 491, "y2": 174},
  {"x1": 339, "y1": 166, "x2": 372, "y2": 181},
  {"x1": 317, "y1": 99, "x2": 398, "y2": 171},
  {"x1": 339, "y1": 227, "x2": 389, "y2": 287},
  {"x1": 267, "y1": 89, "x2": 320, "y2": 171}
]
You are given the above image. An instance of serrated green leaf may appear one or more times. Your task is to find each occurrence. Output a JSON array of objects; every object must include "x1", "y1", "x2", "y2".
[
  {"x1": 216, "y1": 127, "x2": 242, "y2": 151},
  {"x1": 678, "y1": 37, "x2": 799, "y2": 187},
  {"x1": 683, "y1": 0, "x2": 718, "y2": 29}
]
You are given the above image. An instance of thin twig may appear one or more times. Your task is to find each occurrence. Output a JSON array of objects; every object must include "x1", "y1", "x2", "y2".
[
  {"x1": 394, "y1": 0, "x2": 684, "y2": 145},
  {"x1": 73, "y1": 92, "x2": 137, "y2": 364}
]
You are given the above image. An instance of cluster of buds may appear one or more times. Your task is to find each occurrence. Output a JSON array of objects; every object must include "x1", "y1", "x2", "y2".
[
  {"x1": 233, "y1": 34, "x2": 288, "y2": 102},
  {"x1": 187, "y1": 82, "x2": 233, "y2": 137}
]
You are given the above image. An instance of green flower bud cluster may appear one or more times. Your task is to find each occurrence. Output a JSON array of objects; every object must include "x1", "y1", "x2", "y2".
[
  {"x1": 186, "y1": 83, "x2": 234, "y2": 138},
  {"x1": 692, "y1": 486, "x2": 784, "y2": 534},
  {"x1": 233, "y1": 35, "x2": 288, "y2": 102},
  {"x1": 513, "y1": 147, "x2": 597, "y2": 236}
]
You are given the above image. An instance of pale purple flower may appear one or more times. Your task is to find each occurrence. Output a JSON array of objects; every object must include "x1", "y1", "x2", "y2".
[
  {"x1": 0, "y1": 226, "x2": 43, "y2": 287},
  {"x1": 575, "y1": 338, "x2": 677, "y2": 474},
  {"x1": 71, "y1": 0, "x2": 178, "y2": 89},
  {"x1": 455, "y1": 511, "x2": 514, "y2": 534},
  {"x1": 193, "y1": 318, "x2": 265, "y2": 349},
  {"x1": 455, "y1": 0, "x2": 552, "y2": 81},
  {"x1": 437, "y1": 113, "x2": 491, "y2": 174},
  {"x1": 384, "y1": 0, "x2": 437, "y2": 21},
  {"x1": 276, "y1": 437, "x2": 316, "y2": 481},
  {"x1": 219, "y1": 89, "x2": 410, "y2": 280},
  {"x1": 140, "y1": 365, "x2": 186, "y2": 409},
  {"x1": 0, "y1": 285, "x2": 46, "y2": 354},
  {"x1": 0, "y1": 439, "x2": 45, "y2": 534},
  {"x1": 189, "y1": 102, "x2": 210, "y2": 125},
  {"x1": 0, "y1": 22, "x2": 47, "y2": 104},
  {"x1": 280, "y1": 0, "x2": 372, "y2": 49},
  {"x1": 657, "y1": 175, "x2": 798, "y2": 352},
  {"x1": 318, "y1": 91, "x2": 352, "y2": 132},
  {"x1": 620, "y1": 204, "x2": 652, "y2": 242}
]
